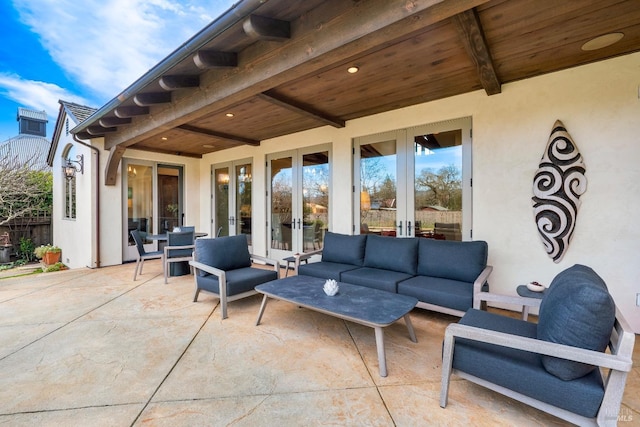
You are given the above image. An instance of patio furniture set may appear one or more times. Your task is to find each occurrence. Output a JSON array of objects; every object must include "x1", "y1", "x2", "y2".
[{"x1": 174, "y1": 232, "x2": 632, "y2": 426}]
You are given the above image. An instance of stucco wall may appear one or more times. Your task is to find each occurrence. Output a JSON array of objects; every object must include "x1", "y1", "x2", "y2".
[
  {"x1": 64, "y1": 52, "x2": 638, "y2": 330},
  {"x1": 200, "y1": 52, "x2": 640, "y2": 332}
]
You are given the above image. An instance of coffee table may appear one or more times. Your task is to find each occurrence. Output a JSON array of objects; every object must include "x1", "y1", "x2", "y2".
[{"x1": 255, "y1": 275, "x2": 418, "y2": 377}]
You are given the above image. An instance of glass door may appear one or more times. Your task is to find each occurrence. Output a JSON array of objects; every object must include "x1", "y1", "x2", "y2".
[
  {"x1": 213, "y1": 160, "x2": 253, "y2": 245},
  {"x1": 124, "y1": 161, "x2": 155, "y2": 260},
  {"x1": 355, "y1": 132, "x2": 402, "y2": 237},
  {"x1": 354, "y1": 117, "x2": 471, "y2": 240},
  {"x1": 268, "y1": 145, "x2": 330, "y2": 259},
  {"x1": 157, "y1": 165, "x2": 183, "y2": 233}
]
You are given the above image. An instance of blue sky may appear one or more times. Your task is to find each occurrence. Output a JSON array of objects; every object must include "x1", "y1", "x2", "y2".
[{"x1": 0, "y1": 0, "x2": 237, "y2": 142}]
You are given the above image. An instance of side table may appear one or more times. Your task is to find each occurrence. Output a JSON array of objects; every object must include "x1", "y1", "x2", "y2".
[
  {"x1": 516, "y1": 285, "x2": 546, "y2": 321},
  {"x1": 282, "y1": 255, "x2": 308, "y2": 277}
]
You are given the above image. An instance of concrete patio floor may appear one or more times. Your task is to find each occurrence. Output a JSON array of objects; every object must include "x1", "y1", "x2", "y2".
[{"x1": 0, "y1": 261, "x2": 637, "y2": 426}]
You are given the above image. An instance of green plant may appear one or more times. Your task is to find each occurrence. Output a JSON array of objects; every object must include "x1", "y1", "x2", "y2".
[
  {"x1": 18, "y1": 237, "x2": 36, "y2": 262},
  {"x1": 43, "y1": 262, "x2": 67, "y2": 272},
  {"x1": 34, "y1": 244, "x2": 62, "y2": 259}
]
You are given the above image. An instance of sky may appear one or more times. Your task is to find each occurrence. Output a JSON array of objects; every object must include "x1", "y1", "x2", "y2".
[{"x1": 0, "y1": 0, "x2": 237, "y2": 142}]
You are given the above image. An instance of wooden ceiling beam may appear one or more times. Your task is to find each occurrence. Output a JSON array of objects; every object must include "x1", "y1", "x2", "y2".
[
  {"x1": 99, "y1": 117, "x2": 132, "y2": 127},
  {"x1": 243, "y1": 14, "x2": 290, "y2": 41},
  {"x1": 258, "y1": 91, "x2": 345, "y2": 128},
  {"x1": 159, "y1": 75, "x2": 200, "y2": 90},
  {"x1": 105, "y1": 0, "x2": 491, "y2": 150},
  {"x1": 134, "y1": 92, "x2": 172, "y2": 106},
  {"x1": 452, "y1": 8, "x2": 501, "y2": 95},
  {"x1": 177, "y1": 124, "x2": 260, "y2": 146},
  {"x1": 193, "y1": 51, "x2": 238, "y2": 69},
  {"x1": 114, "y1": 106, "x2": 149, "y2": 118}
]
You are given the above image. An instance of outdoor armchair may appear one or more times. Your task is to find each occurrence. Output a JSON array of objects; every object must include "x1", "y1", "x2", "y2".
[
  {"x1": 163, "y1": 230, "x2": 195, "y2": 284},
  {"x1": 440, "y1": 265, "x2": 635, "y2": 426},
  {"x1": 189, "y1": 235, "x2": 279, "y2": 319}
]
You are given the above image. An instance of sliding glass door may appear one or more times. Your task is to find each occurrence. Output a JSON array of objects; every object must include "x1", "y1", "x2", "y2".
[{"x1": 123, "y1": 160, "x2": 184, "y2": 261}]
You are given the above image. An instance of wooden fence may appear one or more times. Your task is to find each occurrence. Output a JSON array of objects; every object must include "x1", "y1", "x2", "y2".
[{"x1": 0, "y1": 211, "x2": 52, "y2": 258}]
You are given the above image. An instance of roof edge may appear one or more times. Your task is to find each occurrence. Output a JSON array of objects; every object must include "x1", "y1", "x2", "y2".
[{"x1": 71, "y1": 0, "x2": 265, "y2": 135}]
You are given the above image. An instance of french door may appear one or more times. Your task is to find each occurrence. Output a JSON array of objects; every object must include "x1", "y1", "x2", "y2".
[
  {"x1": 267, "y1": 145, "x2": 330, "y2": 259},
  {"x1": 354, "y1": 117, "x2": 472, "y2": 240},
  {"x1": 212, "y1": 160, "x2": 253, "y2": 245}
]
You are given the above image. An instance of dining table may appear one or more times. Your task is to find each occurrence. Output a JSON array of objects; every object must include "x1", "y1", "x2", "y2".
[{"x1": 146, "y1": 231, "x2": 208, "y2": 277}]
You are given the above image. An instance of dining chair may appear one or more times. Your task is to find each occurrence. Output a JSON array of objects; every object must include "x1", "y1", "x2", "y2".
[
  {"x1": 164, "y1": 230, "x2": 195, "y2": 284},
  {"x1": 131, "y1": 229, "x2": 163, "y2": 281}
]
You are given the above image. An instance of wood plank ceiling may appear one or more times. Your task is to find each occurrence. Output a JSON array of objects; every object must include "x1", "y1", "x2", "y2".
[{"x1": 72, "y1": 0, "x2": 640, "y2": 185}]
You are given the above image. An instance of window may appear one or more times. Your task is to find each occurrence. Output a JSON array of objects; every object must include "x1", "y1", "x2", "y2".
[{"x1": 64, "y1": 174, "x2": 76, "y2": 219}]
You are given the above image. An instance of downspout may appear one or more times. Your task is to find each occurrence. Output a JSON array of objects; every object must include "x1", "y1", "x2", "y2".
[{"x1": 73, "y1": 134, "x2": 101, "y2": 268}]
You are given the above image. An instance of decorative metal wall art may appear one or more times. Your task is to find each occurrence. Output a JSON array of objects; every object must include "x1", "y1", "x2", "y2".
[{"x1": 532, "y1": 120, "x2": 587, "y2": 263}]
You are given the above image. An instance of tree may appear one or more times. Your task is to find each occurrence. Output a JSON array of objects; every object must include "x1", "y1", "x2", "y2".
[
  {"x1": 0, "y1": 153, "x2": 53, "y2": 226},
  {"x1": 415, "y1": 164, "x2": 462, "y2": 210}
]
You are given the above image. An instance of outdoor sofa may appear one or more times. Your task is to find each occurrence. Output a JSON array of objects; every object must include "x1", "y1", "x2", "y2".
[{"x1": 296, "y1": 231, "x2": 492, "y2": 317}]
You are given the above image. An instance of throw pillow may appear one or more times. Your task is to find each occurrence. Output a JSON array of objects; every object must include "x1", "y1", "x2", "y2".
[{"x1": 537, "y1": 264, "x2": 616, "y2": 380}]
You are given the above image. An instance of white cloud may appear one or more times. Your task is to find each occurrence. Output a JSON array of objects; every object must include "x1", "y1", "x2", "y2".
[
  {"x1": 12, "y1": 0, "x2": 235, "y2": 99},
  {"x1": 0, "y1": 72, "x2": 90, "y2": 122}
]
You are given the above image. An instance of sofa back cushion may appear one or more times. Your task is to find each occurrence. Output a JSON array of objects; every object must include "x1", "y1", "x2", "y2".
[
  {"x1": 363, "y1": 235, "x2": 418, "y2": 275},
  {"x1": 417, "y1": 239, "x2": 488, "y2": 282},
  {"x1": 537, "y1": 264, "x2": 616, "y2": 381},
  {"x1": 194, "y1": 235, "x2": 251, "y2": 276},
  {"x1": 321, "y1": 232, "x2": 367, "y2": 266}
]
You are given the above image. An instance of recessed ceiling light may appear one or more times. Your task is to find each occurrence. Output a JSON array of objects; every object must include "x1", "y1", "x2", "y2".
[
  {"x1": 225, "y1": 113, "x2": 234, "y2": 117},
  {"x1": 581, "y1": 33, "x2": 624, "y2": 51},
  {"x1": 347, "y1": 66, "x2": 359, "y2": 74},
  {"x1": 203, "y1": 144, "x2": 214, "y2": 148},
  {"x1": 161, "y1": 137, "x2": 168, "y2": 141}
]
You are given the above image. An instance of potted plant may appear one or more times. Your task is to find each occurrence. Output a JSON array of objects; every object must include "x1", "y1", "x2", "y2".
[{"x1": 34, "y1": 244, "x2": 62, "y2": 266}]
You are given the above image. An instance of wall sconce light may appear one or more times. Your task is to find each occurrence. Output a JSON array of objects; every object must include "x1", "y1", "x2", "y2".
[{"x1": 63, "y1": 154, "x2": 84, "y2": 180}]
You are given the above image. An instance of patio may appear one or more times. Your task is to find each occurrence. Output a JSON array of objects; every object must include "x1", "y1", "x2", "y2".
[{"x1": 0, "y1": 262, "x2": 637, "y2": 426}]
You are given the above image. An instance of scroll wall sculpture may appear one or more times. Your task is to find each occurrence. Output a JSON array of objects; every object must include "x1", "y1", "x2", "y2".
[{"x1": 532, "y1": 120, "x2": 587, "y2": 263}]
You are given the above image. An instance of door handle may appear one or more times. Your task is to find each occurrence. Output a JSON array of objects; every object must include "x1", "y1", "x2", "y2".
[
  {"x1": 407, "y1": 221, "x2": 412, "y2": 235},
  {"x1": 397, "y1": 220, "x2": 403, "y2": 236}
]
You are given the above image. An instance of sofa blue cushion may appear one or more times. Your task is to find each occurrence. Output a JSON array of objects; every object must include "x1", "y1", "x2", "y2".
[
  {"x1": 454, "y1": 309, "x2": 605, "y2": 418},
  {"x1": 297, "y1": 262, "x2": 360, "y2": 281},
  {"x1": 537, "y1": 264, "x2": 616, "y2": 381},
  {"x1": 194, "y1": 236, "x2": 251, "y2": 276},
  {"x1": 398, "y1": 276, "x2": 475, "y2": 312},
  {"x1": 417, "y1": 239, "x2": 487, "y2": 282},
  {"x1": 321, "y1": 232, "x2": 367, "y2": 266},
  {"x1": 363, "y1": 235, "x2": 418, "y2": 275},
  {"x1": 196, "y1": 267, "x2": 277, "y2": 296},
  {"x1": 340, "y1": 267, "x2": 413, "y2": 293}
]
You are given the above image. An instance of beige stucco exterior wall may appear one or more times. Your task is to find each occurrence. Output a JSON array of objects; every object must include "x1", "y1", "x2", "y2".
[
  {"x1": 51, "y1": 126, "x2": 97, "y2": 269},
  {"x1": 54, "y1": 52, "x2": 637, "y2": 329},
  {"x1": 199, "y1": 52, "x2": 640, "y2": 332}
]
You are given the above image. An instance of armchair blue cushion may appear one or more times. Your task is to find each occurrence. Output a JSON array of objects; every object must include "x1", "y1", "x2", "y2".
[
  {"x1": 321, "y1": 232, "x2": 367, "y2": 266},
  {"x1": 195, "y1": 235, "x2": 251, "y2": 277},
  {"x1": 191, "y1": 235, "x2": 278, "y2": 319},
  {"x1": 537, "y1": 264, "x2": 616, "y2": 380},
  {"x1": 452, "y1": 309, "x2": 606, "y2": 418}
]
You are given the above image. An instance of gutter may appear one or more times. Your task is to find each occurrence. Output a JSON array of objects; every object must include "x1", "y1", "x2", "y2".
[
  {"x1": 73, "y1": 134, "x2": 101, "y2": 268},
  {"x1": 71, "y1": 0, "x2": 265, "y2": 135}
]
